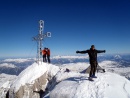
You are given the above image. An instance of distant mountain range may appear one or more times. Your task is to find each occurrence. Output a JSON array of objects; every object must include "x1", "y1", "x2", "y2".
[
  {"x1": 0, "y1": 54, "x2": 130, "y2": 75},
  {"x1": 0, "y1": 58, "x2": 34, "y2": 75}
]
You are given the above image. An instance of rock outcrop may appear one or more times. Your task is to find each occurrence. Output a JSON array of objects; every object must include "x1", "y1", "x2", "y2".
[
  {"x1": 9, "y1": 72, "x2": 48, "y2": 98},
  {"x1": 8, "y1": 62, "x2": 60, "y2": 98}
]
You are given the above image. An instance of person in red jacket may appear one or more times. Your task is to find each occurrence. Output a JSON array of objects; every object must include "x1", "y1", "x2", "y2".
[
  {"x1": 42, "y1": 47, "x2": 47, "y2": 62},
  {"x1": 46, "y1": 48, "x2": 51, "y2": 63}
]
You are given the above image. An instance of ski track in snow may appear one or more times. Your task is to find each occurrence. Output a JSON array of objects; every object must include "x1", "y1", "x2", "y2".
[
  {"x1": 52, "y1": 72, "x2": 110, "y2": 98},
  {"x1": 82, "y1": 74, "x2": 107, "y2": 98},
  {"x1": 47, "y1": 59, "x2": 130, "y2": 98}
]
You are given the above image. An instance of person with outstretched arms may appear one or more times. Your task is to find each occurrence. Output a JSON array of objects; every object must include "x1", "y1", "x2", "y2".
[{"x1": 76, "y1": 45, "x2": 106, "y2": 81}]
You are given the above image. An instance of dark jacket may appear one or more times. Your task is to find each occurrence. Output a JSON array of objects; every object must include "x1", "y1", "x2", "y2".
[{"x1": 77, "y1": 48, "x2": 105, "y2": 63}]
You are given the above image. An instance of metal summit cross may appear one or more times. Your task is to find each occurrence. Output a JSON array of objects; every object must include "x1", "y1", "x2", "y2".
[{"x1": 33, "y1": 20, "x2": 51, "y2": 64}]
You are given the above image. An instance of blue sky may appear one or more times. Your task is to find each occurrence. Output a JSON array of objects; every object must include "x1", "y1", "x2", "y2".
[{"x1": 0, "y1": 0, "x2": 130, "y2": 58}]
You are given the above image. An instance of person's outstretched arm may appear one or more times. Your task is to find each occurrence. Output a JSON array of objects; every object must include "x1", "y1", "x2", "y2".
[
  {"x1": 76, "y1": 50, "x2": 88, "y2": 54},
  {"x1": 96, "y1": 50, "x2": 106, "y2": 53}
]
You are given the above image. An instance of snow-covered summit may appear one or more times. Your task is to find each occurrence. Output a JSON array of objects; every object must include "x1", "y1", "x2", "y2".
[
  {"x1": 3, "y1": 60, "x2": 130, "y2": 98},
  {"x1": 114, "y1": 54, "x2": 122, "y2": 59},
  {"x1": 10, "y1": 62, "x2": 60, "y2": 93}
]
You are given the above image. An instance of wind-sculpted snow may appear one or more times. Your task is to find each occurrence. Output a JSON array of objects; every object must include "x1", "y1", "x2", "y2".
[
  {"x1": 8, "y1": 62, "x2": 60, "y2": 93},
  {"x1": 10, "y1": 62, "x2": 48, "y2": 93}
]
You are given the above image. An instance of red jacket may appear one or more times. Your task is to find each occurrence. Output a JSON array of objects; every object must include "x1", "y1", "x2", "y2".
[
  {"x1": 42, "y1": 49, "x2": 47, "y2": 55},
  {"x1": 47, "y1": 49, "x2": 50, "y2": 56}
]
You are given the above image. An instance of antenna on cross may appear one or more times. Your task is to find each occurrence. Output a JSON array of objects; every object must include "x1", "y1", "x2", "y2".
[{"x1": 33, "y1": 20, "x2": 51, "y2": 64}]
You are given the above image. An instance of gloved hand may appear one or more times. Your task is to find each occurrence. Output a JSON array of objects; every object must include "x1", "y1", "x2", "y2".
[
  {"x1": 76, "y1": 51, "x2": 79, "y2": 53},
  {"x1": 104, "y1": 50, "x2": 106, "y2": 53}
]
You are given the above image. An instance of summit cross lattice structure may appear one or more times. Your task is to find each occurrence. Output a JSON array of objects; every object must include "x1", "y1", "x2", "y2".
[{"x1": 33, "y1": 20, "x2": 51, "y2": 63}]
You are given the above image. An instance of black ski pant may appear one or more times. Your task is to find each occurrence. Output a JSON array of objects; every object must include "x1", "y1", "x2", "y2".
[
  {"x1": 43, "y1": 55, "x2": 47, "y2": 62},
  {"x1": 47, "y1": 55, "x2": 50, "y2": 63},
  {"x1": 89, "y1": 61, "x2": 97, "y2": 77}
]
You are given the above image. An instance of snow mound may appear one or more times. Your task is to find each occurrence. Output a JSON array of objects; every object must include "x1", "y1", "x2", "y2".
[
  {"x1": 0, "y1": 73, "x2": 16, "y2": 88},
  {"x1": 49, "y1": 72, "x2": 130, "y2": 98},
  {"x1": 11, "y1": 62, "x2": 48, "y2": 92},
  {"x1": 10, "y1": 62, "x2": 60, "y2": 93}
]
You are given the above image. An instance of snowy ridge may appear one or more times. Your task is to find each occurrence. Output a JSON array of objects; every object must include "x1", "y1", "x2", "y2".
[
  {"x1": 11, "y1": 62, "x2": 47, "y2": 92},
  {"x1": 10, "y1": 62, "x2": 60, "y2": 93},
  {"x1": 114, "y1": 54, "x2": 122, "y2": 59}
]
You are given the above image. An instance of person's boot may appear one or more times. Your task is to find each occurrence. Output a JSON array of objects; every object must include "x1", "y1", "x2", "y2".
[
  {"x1": 88, "y1": 77, "x2": 94, "y2": 81},
  {"x1": 91, "y1": 75, "x2": 97, "y2": 78}
]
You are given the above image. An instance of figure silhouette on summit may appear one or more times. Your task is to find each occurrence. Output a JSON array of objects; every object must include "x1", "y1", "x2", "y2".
[{"x1": 76, "y1": 45, "x2": 106, "y2": 81}]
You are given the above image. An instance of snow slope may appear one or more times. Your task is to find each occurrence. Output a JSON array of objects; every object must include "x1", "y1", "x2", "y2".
[
  {"x1": 11, "y1": 62, "x2": 48, "y2": 92},
  {"x1": 0, "y1": 73, "x2": 16, "y2": 98},
  {"x1": 1, "y1": 58, "x2": 130, "y2": 98},
  {"x1": 48, "y1": 72, "x2": 130, "y2": 98},
  {"x1": 10, "y1": 62, "x2": 60, "y2": 93},
  {"x1": 0, "y1": 73, "x2": 16, "y2": 88},
  {"x1": 44, "y1": 63, "x2": 130, "y2": 98}
]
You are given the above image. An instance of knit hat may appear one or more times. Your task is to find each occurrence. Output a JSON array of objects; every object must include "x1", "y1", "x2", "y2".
[{"x1": 91, "y1": 45, "x2": 95, "y2": 48}]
